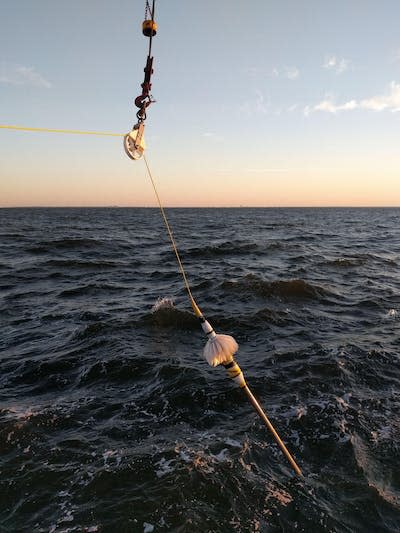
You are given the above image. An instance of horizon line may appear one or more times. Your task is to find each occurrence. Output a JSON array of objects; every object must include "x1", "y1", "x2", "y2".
[{"x1": 1, "y1": 205, "x2": 400, "y2": 209}]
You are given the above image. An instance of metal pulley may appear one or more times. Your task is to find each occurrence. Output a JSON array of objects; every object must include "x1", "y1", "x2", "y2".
[{"x1": 124, "y1": 123, "x2": 146, "y2": 160}]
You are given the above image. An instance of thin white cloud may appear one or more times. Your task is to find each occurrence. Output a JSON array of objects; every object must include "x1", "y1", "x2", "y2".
[
  {"x1": 239, "y1": 89, "x2": 269, "y2": 116},
  {"x1": 244, "y1": 168, "x2": 291, "y2": 173},
  {"x1": 242, "y1": 66, "x2": 264, "y2": 77},
  {"x1": 360, "y1": 81, "x2": 400, "y2": 111},
  {"x1": 323, "y1": 55, "x2": 349, "y2": 74},
  {"x1": 314, "y1": 99, "x2": 357, "y2": 113},
  {"x1": 323, "y1": 56, "x2": 336, "y2": 69},
  {"x1": 285, "y1": 67, "x2": 299, "y2": 80},
  {"x1": 215, "y1": 168, "x2": 291, "y2": 174},
  {"x1": 306, "y1": 81, "x2": 400, "y2": 115},
  {"x1": 202, "y1": 132, "x2": 224, "y2": 142},
  {"x1": 242, "y1": 66, "x2": 299, "y2": 80},
  {"x1": 270, "y1": 66, "x2": 300, "y2": 80},
  {"x1": 216, "y1": 166, "x2": 335, "y2": 174},
  {"x1": 392, "y1": 49, "x2": 400, "y2": 63},
  {"x1": 0, "y1": 63, "x2": 52, "y2": 88},
  {"x1": 254, "y1": 90, "x2": 268, "y2": 114}
]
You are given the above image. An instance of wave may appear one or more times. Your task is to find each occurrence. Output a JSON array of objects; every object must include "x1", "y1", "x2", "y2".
[
  {"x1": 58, "y1": 283, "x2": 128, "y2": 297},
  {"x1": 27, "y1": 237, "x2": 103, "y2": 254},
  {"x1": 324, "y1": 257, "x2": 367, "y2": 267},
  {"x1": 73, "y1": 321, "x2": 110, "y2": 339},
  {"x1": 43, "y1": 258, "x2": 125, "y2": 270},
  {"x1": 222, "y1": 274, "x2": 329, "y2": 300},
  {"x1": 183, "y1": 241, "x2": 259, "y2": 258},
  {"x1": 144, "y1": 306, "x2": 198, "y2": 329}
]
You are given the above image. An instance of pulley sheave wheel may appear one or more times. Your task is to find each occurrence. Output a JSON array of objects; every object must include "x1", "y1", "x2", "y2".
[{"x1": 124, "y1": 123, "x2": 146, "y2": 160}]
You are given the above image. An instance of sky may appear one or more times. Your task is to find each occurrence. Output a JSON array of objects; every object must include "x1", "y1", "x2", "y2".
[{"x1": 1, "y1": 0, "x2": 400, "y2": 207}]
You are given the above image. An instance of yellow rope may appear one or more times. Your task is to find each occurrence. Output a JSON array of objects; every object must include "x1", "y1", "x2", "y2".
[
  {"x1": 0, "y1": 124, "x2": 124, "y2": 137},
  {"x1": 143, "y1": 154, "x2": 202, "y2": 317}
]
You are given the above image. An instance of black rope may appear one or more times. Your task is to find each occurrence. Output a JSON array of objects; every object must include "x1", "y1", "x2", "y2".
[
  {"x1": 148, "y1": 0, "x2": 155, "y2": 58},
  {"x1": 135, "y1": 0, "x2": 156, "y2": 123}
]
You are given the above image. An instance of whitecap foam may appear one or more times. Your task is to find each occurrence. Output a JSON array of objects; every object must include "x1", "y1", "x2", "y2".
[
  {"x1": 224, "y1": 437, "x2": 242, "y2": 448},
  {"x1": 151, "y1": 297, "x2": 174, "y2": 312},
  {"x1": 384, "y1": 308, "x2": 398, "y2": 319},
  {"x1": 154, "y1": 457, "x2": 175, "y2": 478},
  {"x1": 102, "y1": 449, "x2": 122, "y2": 468}
]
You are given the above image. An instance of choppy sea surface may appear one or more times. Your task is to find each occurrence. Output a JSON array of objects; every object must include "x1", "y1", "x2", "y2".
[{"x1": 1, "y1": 207, "x2": 399, "y2": 533}]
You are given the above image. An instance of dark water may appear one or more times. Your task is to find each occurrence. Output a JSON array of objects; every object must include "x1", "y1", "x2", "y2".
[{"x1": 1, "y1": 207, "x2": 399, "y2": 533}]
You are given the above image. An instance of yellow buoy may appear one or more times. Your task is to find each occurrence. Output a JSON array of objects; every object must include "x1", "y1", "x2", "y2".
[{"x1": 142, "y1": 20, "x2": 157, "y2": 37}]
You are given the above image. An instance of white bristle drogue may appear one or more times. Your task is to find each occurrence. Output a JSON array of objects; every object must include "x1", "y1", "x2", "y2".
[{"x1": 203, "y1": 334, "x2": 239, "y2": 367}]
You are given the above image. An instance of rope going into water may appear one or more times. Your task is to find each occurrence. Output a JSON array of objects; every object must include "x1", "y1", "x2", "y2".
[
  {"x1": 143, "y1": 160, "x2": 302, "y2": 475},
  {"x1": 143, "y1": 154, "x2": 201, "y2": 316}
]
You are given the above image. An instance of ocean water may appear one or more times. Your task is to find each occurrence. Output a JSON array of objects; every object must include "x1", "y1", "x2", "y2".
[{"x1": 0, "y1": 207, "x2": 399, "y2": 533}]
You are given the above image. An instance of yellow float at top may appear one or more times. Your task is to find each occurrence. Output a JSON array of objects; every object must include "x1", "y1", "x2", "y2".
[{"x1": 142, "y1": 20, "x2": 157, "y2": 37}]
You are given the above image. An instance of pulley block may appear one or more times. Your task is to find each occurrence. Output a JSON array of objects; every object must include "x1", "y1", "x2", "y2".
[{"x1": 124, "y1": 123, "x2": 146, "y2": 160}]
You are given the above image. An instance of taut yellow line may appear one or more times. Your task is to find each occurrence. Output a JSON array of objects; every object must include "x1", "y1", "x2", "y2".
[{"x1": 0, "y1": 124, "x2": 124, "y2": 137}]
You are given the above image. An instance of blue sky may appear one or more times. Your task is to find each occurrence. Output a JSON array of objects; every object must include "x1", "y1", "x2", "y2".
[{"x1": 1, "y1": 0, "x2": 400, "y2": 206}]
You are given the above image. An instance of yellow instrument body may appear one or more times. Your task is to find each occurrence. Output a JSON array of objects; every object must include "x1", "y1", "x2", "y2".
[{"x1": 142, "y1": 20, "x2": 157, "y2": 37}]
